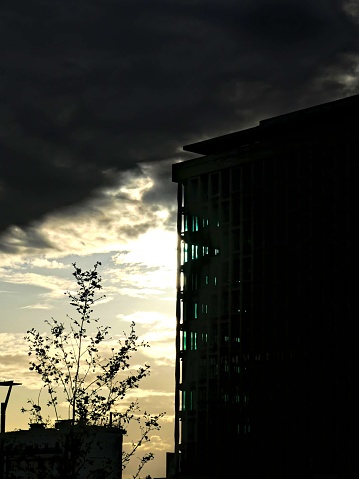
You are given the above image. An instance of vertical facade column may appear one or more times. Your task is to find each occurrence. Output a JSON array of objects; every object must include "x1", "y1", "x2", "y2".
[{"x1": 174, "y1": 181, "x2": 183, "y2": 477}]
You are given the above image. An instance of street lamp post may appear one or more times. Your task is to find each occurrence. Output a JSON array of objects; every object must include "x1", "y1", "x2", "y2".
[
  {"x1": 0, "y1": 381, "x2": 22, "y2": 479},
  {"x1": 0, "y1": 381, "x2": 22, "y2": 434}
]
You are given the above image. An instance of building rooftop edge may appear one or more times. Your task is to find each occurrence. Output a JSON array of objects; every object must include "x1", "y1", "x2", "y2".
[{"x1": 182, "y1": 93, "x2": 359, "y2": 155}]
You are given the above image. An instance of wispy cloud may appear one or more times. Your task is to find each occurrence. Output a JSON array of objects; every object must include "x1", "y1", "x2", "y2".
[
  {"x1": 29, "y1": 258, "x2": 68, "y2": 269},
  {"x1": 0, "y1": 270, "x2": 72, "y2": 295},
  {"x1": 20, "y1": 303, "x2": 54, "y2": 310}
]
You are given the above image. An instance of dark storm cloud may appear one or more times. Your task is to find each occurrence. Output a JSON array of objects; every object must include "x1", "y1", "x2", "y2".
[
  {"x1": 1, "y1": 0, "x2": 358, "y2": 236},
  {"x1": 0, "y1": 224, "x2": 57, "y2": 254}
]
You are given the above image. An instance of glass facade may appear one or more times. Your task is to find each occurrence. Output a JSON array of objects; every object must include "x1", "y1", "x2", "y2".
[{"x1": 173, "y1": 94, "x2": 357, "y2": 478}]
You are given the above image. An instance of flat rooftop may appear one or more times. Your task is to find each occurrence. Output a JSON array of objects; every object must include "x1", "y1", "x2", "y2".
[{"x1": 182, "y1": 93, "x2": 359, "y2": 155}]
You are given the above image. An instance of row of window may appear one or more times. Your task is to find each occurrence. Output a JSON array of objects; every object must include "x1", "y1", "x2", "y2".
[
  {"x1": 180, "y1": 389, "x2": 249, "y2": 412},
  {"x1": 180, "y1": 330, "x2": 240, "y2": 351},
  {"x1": 182, "y1": 151, "x2": 339, "y2": 205},
  {"x1": 178, "y1": 419, "x2": 251, "y2": 445},
  {"x1": 180, "y1": 260, "x2": 252, "y2": 293},
  {"x1": 181, "y1": 243, "x2": 220, "y2": 263},
  {"x1": 181, "y1": 199, "x2": 252, "y2": 232},
  {"x1": 180, "y1": 299, "x2": 251, "y2": 322}
]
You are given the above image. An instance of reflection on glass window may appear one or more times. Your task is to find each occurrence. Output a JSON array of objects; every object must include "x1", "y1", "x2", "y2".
[
  {"x1": 191, "y1": 332, "x2": 197, "y2": 350},
  {"x1": 182, "y1": 331, "x2": 187, "y2": 350},
  {"x1": 191, "y1": 244, "x2": 199, "y2": 259},
  {"x1": 192, "y1": 216, "x2": 199, "y2": 232},
  {"x1": 185, "y1": 243, "x2": 189, "y2": 263}
]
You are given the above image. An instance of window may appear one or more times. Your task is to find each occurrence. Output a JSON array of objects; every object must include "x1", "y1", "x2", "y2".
[
  {"x1": 189, "y1": 178, "x2": 199, "y2": 200},
  {"x1": 189, "y1": 391, "x2": 194, "y2": 411},
  {"x1": 231, "y1": 166, "x2": 241, "y2": 192},
  {"x1": 182, "y1": 390, "x2": 186, "y2": 411},
  {"x1": 211, "y1": 173, "x2": 219, "y2": 196},
  {"x1": 182, "y1": 242, "x2": 189, "y2": 263},
  {"x1": 222, "y1": 262, "x2": 229, "y2": 283},
  {"x1": 191, "y1": 244, "x2": 199, "y2": 260},
  {"x1": 200, "y1": 175, "x2": 208, "y2": 201},
  {"x1": 182, "y1": 331, "x2": 187, "y2": 350},
  {"x1": 232, "y1": 192, "x2": 241, "y2": 225},
  {"x1": 222, "y1": 202, "x2": 230, "y2": 223},
  {"x1": 212, "y1": 202, "x2": 220, "y2": 227},
  {"x1": 192, "y1": 216, "x2": 199, "y2": 232},
  {"x1": 242, "y1": 258, "x2": 251, "y2": 281},
  {"x1": 184, "y1": 215, "x2": 189, "y2": 232},
  {"x1": 221, "y1": 169, "x2": 230, "y2": 197},
  {"x1": 180, "y1": 271, "x2": 185, "y2": 291},
  {"x1": 179, "y1": 358, "x2": 183, "y2": 383},
  {"x1": 180, "y1": 300, "x2": 184, "y2": 323},
  {"x1": 190, "y1": 332, "x2": 197, "y2": 350}
]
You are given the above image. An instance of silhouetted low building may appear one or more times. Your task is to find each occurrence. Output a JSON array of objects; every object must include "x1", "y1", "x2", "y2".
[
  {"x1": 172, "y1": 94, "x2": 357, "y2": 478},
  {"x1": 1, "y1": 421, "x2": 122, "y2": 478}
]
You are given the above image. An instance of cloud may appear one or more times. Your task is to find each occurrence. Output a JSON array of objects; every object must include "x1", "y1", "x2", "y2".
[
  {"x1": 115, "y1": 312, "x2": 176, "y2": 369},
  {"x1": 0, "y1": 168, "x2": 175, "y2": 256},
  {"x1": 29, "y1": 258, "x2": 68, "y2": 269},
  {"x1": 122, "y1": 389, "x2": 174, "y2": 402},
  {"x1": 1, "y1": 0, "x2": 358, "y2": 242},
  {"x1": 0, "y1": 270, "x2": 71, "y2": 295},
  {"x1": 0, "y1": 226, "x2": 55, "y2": 254},
  {"x1": 312, "y1": 53, "x2": 359, "y2": 96},
  {"x1": 0, "y1": 333, "x2": 28, "y2": 357},
  {"x1": 343, "y1": 0, "x2": 359, "y2": 23},
  {"x1": 113, "y1": 229, "x2": 176, "y2": 269},
  {"x1": 88, "y1": 227, "x2": 178, "y2": 300},
  {"x1": 0, "y1": 333, "x2": 38, "y2": 388},
  {"x1": 20, "y1": 303, "x2": 54, "y2": 310},
  {"x1": 117, "y1": 311, "x2": 169, "y2": 326},
  {"x1": 0, "y1": 261, "x2": 75, "y2": 311}
]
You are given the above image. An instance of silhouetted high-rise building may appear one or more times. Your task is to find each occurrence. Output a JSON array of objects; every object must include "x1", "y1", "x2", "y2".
[{"x1": 172, "y1": 94, "x2": 357, "y2": 479}]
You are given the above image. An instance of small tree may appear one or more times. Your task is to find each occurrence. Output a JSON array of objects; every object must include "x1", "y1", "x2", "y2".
[{"x1": 22, "y1": 261, "x2": 164, "y2": 478}]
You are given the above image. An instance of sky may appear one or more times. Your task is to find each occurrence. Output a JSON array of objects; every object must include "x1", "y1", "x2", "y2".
[{"x1": 1, "y1": 1, "x2": 359, "y2": 477}]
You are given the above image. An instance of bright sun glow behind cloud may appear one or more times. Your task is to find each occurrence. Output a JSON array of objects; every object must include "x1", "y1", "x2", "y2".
[
  {"x1": 114, "y1": 228, "x2": 176, "y2": 269},
  {"x1": 0, "y1": 167, "x2": 178, "y2": 479}
]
